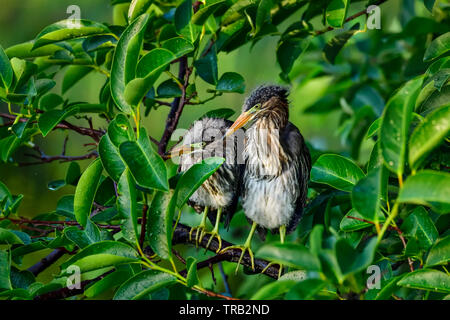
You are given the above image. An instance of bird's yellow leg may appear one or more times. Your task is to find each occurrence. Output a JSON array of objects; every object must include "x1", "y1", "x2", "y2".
[
  {"x1": 204, "y1": 207, "x2": 223, "y2": 253},
  {"x1": 189, "y1": 206, "x2": 209, "y2": 247},
  {"x1": 261, "y1": 225, "x2": 286, "y2": 279},
  {"x1": 219, "y1": 221, "x2": 257, "y2": 274}
]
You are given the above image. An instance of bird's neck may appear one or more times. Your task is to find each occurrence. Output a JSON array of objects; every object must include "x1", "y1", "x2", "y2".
[{"x1": 245, "y1": 117, "x2": 288, "y2": 177}]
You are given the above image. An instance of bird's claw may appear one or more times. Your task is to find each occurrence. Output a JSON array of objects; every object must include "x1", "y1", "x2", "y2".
[
  {"x1": 203, "y1": 231, "x2": 222, "y2": 253},
  {"x1": 189, "y1": 225, "x2": 207, "y2": 248},
  {"x1": 219, "y1": 245, "x2": 255, "y2": 274},
  {"x1": 261, "y1": 262, "x2": 283, "y2": 279}
]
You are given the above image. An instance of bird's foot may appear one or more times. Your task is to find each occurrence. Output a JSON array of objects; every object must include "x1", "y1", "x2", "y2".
[
  {"x1": 261, "y1": 262, "x2": 283, "y2": 279},
  {"x1": 203, "y1": 229, "x2": 222, "y2": 253},
  {"x1": 219, "y1": 244, "x2": 255, "y2": 274},
  {"x1": 189, "y1": 224, "x2": 207, "y2": 248}
]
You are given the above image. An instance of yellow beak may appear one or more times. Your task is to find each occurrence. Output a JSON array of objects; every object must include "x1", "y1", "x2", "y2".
[{"x1": 225, "y1": 111, "x2": 255, "y2": 137}]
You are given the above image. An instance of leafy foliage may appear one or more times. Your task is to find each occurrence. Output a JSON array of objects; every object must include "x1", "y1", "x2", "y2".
[{"x1": 0, "y1": 0, "x2": 449, "y2": 301}]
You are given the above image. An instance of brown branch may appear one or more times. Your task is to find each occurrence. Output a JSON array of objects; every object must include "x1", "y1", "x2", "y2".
[
  {"x1": 19, "y1": 151, "x2": 98, "y2": 166},
  {"x1": 315, "y1": 0, "x2": 389, "y2": 35},
  {"x1": 139, "y1": 204, "x2": 148, "y2": 249},
  {"x1": 2, "y1": 217, "x2": 121, "y2": 230},
  {"x1": 28, "y1": 248, "x2": 68, "y2": 276},
  {"x1": 158, "y1": 57, "x2": 191, "y2": 155},
  {"x1": 0, "y1": 112, "x2": 104, "y2": 141},
  {"x1": 173, "y1": 223, "x2": 280, "y2": 279}
]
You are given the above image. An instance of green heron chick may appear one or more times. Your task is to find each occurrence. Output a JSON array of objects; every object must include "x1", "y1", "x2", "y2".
[
  {"x1": 221, "y1": 85, "x2": 311, "y2": 276},
  {"x1": 170, "y1": 117, "x2": 245, "y2": 252}
]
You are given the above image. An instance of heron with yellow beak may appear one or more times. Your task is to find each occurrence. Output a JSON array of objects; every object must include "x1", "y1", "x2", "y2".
[{"x1": 220, "y1": 85, "x2": 311, "y2": 277}]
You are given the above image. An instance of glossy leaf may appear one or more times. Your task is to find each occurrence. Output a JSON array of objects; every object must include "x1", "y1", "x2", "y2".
[
  {"x1": 186, "y1": 257, "x2": 199, "y2": 288},
  {"x1": 424, "y1": 32, "x2": 450, "y2": 62},
  {"x1": 257, "y1": 242, "x2": 321, "y2": 271},
  {"x1": 192, "y1": 0, "x2": 226, "y2": 26},
  {"x1": 0, "y1": 44, "x2": 13, "y2": 89},
  {"x1": 426, "y1": 235, "x2": 450, "y2": 267},
  {"x1": 380, "y1": 77, "x2": 423, "y2": 175},
  {"x1": 336, "y1": 237, "x2": 378, "y2": 276},
  {"x1": 73, "y1": 159, "x2": 103, "y2": 227},
  {"x1": 161, "y1": 37, "x2": 194, "y2": 59},
  {"x1": 397, "y1": 269, "x2": 450, "y2": 293},
  {"x1": 0, "y1": 228, "x2": 24, "y2": 245},
  {"x1": 409, "y1": 104, "x2": 450, "y2": 171},
  {"x1": 98, "y1": 134, "x2": 126, "y2": 182},
  {"x1": 401, "y1": 206, "x2": 438, "y2": 250},
  {"x1": 32, "y1": 20, "x2": 111, "y2": 50},
  {"x1": 117, "y1": 169, "x2": 138, "y2": 244},
  {"x1": 194, "y1": 49, "x2": 218, "y2": 85},
  {"x1": 128, "y1": 0, "x2": 153, "y2": 22},
  {"x1": 85, "y1": 269, "x2": 133, "y2": 298},
  {"x1": 251, "y1": 280, "x2": 296, "y2": 300},
  {"x1": 119, "y1": 127, "x2": 169, "y2": 191},
  {"x1": 174, "y1": 157, "x2": 225, "y2": 208},
  {"x1": 111, "y1": 14, "x2": 149, "y2": 114},
  {"x1": 351, "y1": 167, "x2": 383, "y2": 221},
  {"x1": 285, "y1": 279, "x2": 326, "y2": 300},
  {"x1": 147, "y1": 190, "x2": 175, "y2": 259},
  {"x1": 0, "y1": 250, "x2": 11, "y2": 290},
  {"x1": 61, "y1": 241, "x2": 138, "y2": 273},
  {"x1": 326, "y1": 0, "x2": 349, "y2": 28},
  {"x1": 311, "y1": 154, "x2": 365, "y2": 192},
  {"x1": 38, "y1": 107, "x2": 79, "y2": 137},
  {"x1": 174, "y1": 0, "x2": 192, "y2": 32},
  {"x1": 398, "y1": 170, "x2": 450, "y2": 214},
  {"x1": 201, "y1": 108, "x2": 235, "y2": 119},
  {"x1": 113, "y1": 270, "x2": 176, "y2": 300},
  {"x1": 216, "y1": 72, "x2": 245, "y2": 93}
]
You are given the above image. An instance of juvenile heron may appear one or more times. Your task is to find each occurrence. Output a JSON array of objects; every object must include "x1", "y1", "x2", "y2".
[
  {"x1": 220, "y1": 85, "x2": 311, "y2": 276},
  {"x1": 169, "y1": 117, "x2": 244, "y2": 252}
]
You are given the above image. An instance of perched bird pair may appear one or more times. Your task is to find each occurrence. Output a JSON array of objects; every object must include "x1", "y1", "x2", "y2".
[{"x1": 170, "y1": 85, "x2": 311, "y2": 276}]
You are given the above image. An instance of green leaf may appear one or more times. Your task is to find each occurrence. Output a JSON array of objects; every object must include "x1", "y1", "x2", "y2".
[
  {"x1": 111, "y1": 14, "x2": 149, "y2": 114},
  {"x1": 401, "y1": 206, "x2": 438, "y2": 250},
  {"x1": 117, "y1": 169, "x2": 138, "y2": 244},
  {"x1": 397, "y1": 269, "x2": 450, "y2": 293},
  {"x1": 398, "y1": 170, "x2": 450, "y2": 214},
  {"x1": 311, "y1": 154, "x2": 365, "y2": 191},
  {"x1": 62, "y1": 65, "x2": 92, "y2": 94},
  {"x1": 276, "y1": 38, "x2": 303, "y2": 79},
  {"x1": 174, "y1": 157, "x2": 225, "y2": 208},
  {"x1": 98, "y1": 134, "x2": 126, "y2": 182},
  {"x1": 156, "y1": 79, "x2": 182, "y2": 98},
  {"x1": 39, "y1": 93, "x2": 63, "y2": 111},
  {"x1": 85, "y1": 269, "x2": 133, "y2": 298},
  {"x1": 201, "y1": 108, "x2": 235, "y2": 119},
  {"x1": 186, "y1": 257, "x2": 199, "y2": 288},
  {"x1": 326, "y1": 0, "x2": 349, "y2": 28},
  {"x1": 113, "y1": 270, "x2": 176, "y2": 300},
  {"x1": 250, "y1": 280, "x2": 296, "y2": 300},
  {"x1": 366, "y1": 118, "x2": 381, "y2": 139},
  {"x1": 426, "y1": 235, "x2": 450, "y2": 267},
  {"x1": 119, "y1": 127, "x2": 168, "y2": 191},
  {"x1": 0, "y1": 250, "x2": 11, "y2": 290},
  {"x1": 409, "y1": 104, "x2": 450, "y2": 171},
  {"x1": 424, "y1": 32, "x2": 450, "y2": 62},
  {"x1": 174, "y1": 0, "x2": 192, "y2": 32},
  {"x1": 73, "y1": 159, "x2": 103, "y2": 227},
  {"x1": 336, "y1": 237, "x2": 378, "y2": 276},
  {"x1": 257, "y1": 242, "x2": 321, "y2": 271},
  {"x1": 124, "y1": 48, "x2": 176, "y2": 106},
  {"x1": 128, "y1": 0, "x2": 153, "y2": 22},
  {"x1": 323, "y1": 23, "x2": 359, "y2": 64},
  {"x1": 32, "y1": 20, "x2": 111, "y2": 50},
  {"x1": 5, "y1": 41, "x2": 63, "y2": 59},
  {"x1": 216, "y1": 72, "x2": 245, "y2": 93},
  {"x1": 351, "y1": 167, "x2": 383, "y2": 221},
  {"x1": 61, "y1": 241, "x2": 138, "y2": 273},
  {"x1": 194, "y1": 49, "x2": 218, "y2": 85},
  {"x1": 424, "y1": 0, "x2": 436, "y2": 12},
  {"x1": 65, "y1": 162, "x2": 81, "y2": 185},
  {"x1": 161, "y1": 37, "x2": 194, "y2": 59},
  {"x1": 0, "y1": 228, "x2": 24, "y2": 245},
  {"x1": 255, "y1": 0, "x2": 273, "y2": 35},
  {"x1": 147, "y1": 190, "x2": 176, "y2": 259},
  {"x1": 192, "y1": 0, "x2": 226, "y2": 26},
  {"x1": 380, "y1": 77, "x2": 423, "y2": 175},
  {"x1": 0, "y1": 44, "x2": 13, "y2": 89},
  {"x1": 38, "y1": 107, "x2": 78, "y2": 137},
  {"x1": 285, "y1": 279, "x2": 326, "y2": 300}
]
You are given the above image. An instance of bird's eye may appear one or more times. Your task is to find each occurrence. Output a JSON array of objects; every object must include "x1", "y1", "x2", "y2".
[{"x1": 248, "y1": 103, "x2": 261, "y2": 114}]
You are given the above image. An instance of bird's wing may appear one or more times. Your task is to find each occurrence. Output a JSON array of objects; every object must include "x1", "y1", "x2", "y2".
[{"x1": 281, "y1": 122, "x2": 312, "y2": 234}]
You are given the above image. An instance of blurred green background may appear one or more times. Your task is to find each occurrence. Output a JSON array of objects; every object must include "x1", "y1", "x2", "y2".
[{"x1": 0, "y1": 0, "x2": 417, "y2": 219}]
